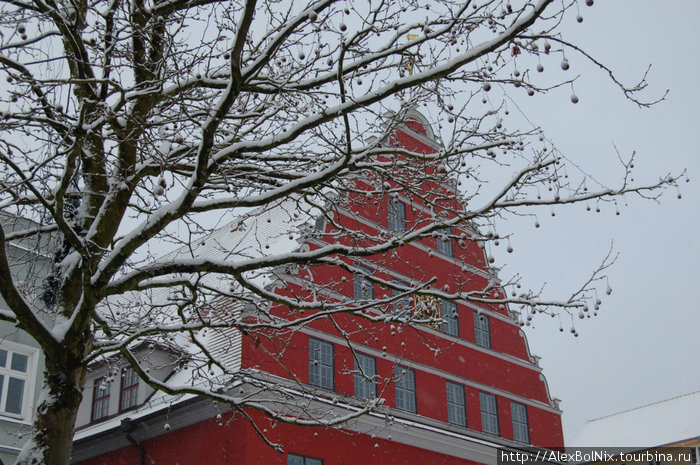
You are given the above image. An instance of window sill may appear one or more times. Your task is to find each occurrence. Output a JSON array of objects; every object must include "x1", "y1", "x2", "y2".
[{"x1": 0, "y1": 414, "x2": 32, "y2": 426}]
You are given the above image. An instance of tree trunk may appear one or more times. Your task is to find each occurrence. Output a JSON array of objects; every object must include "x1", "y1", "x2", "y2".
[{"x1": 16, "y1": 352, "x2": 87, "y2": 465}]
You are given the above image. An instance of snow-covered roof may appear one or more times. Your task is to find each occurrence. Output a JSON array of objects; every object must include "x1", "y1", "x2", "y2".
[
  {"x1": 124, "y1": 195, "x2": 322, "y2": 356},
  {"x1": 571, "y1": 391, "x2": 700, "y2": 447},
  {"x1": 100, "y1": 195, "x2": 321, "y2": 343},
  {"x1": 168, "y1": 195, "x2": 322, "y2": 292}
]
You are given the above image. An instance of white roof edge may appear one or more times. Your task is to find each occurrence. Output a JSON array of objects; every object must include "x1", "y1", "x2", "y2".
[{"x1": 572, "y1": 390, "x2": 700, "y2": 447}]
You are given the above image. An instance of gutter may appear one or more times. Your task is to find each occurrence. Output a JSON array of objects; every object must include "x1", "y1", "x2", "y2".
[{"x1": 120, "y1": 418, "x2": 145, "y2": 465}]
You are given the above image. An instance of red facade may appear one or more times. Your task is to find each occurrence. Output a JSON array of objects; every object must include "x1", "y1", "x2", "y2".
[
  {"x1": 78, "y1": 410, "x2": 495, "y2": 465},
  {"x1": 73, "y1": 114, "x2": 564, "y2": 465}
]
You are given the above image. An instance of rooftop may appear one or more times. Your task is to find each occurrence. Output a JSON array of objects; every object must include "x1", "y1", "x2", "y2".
[{"x1": 571, "y1": 391, "x2": 700, "y2": 447}]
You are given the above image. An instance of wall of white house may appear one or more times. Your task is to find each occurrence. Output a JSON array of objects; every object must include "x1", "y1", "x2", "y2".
[
  {"x1": 0, "y1": 217, "x2": 57, "y2": 465},
  {"x1": 0, "y1": 324, "x2": 45, "y2": 465}
]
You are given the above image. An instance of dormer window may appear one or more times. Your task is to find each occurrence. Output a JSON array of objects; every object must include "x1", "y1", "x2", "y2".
[
  {"x1": 91, "y1": 377, "x2": 111, "y2": 422},
  {"x1": 119, "y1": 366, "x2": 139, "y2": 411}
]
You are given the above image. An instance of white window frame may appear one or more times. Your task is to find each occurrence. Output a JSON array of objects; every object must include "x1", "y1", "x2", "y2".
[
  {"x1": 0, "y1": 341, "x2": 38, "y2": 423},
  {"x1": 394, "y1": 366, "x2": 417, "y2": 413},
  {"x1": 446, "y1": 381, "x2": 467, "y2": 427},
  {"x1": 119, "y1": 366, "x2": 139, "y2": 411},
  {"x1": 353, "y1": 352, "x2": 377, "y2": 400},
  {"x1": 436, "y1": 227, "x2": 453, "y2": 257},
  {"x1": 511, "y1": 401, "x2": 530, "y2": 443},
  {"x1": 352, "y1": 263, "x2": 374, "y2": 301},
  {"x1": 442, "y1": 300, "x2": 459, "y2": 337},
  {"x1": 309, "y1": 338, "x2": 334, "y2": 391},
  {"x1": 388, "y1": 199, "x2": 406, "y2": 233},
  {"x1": 391, "y1": 279, "x2": 411, "y2": 316},
  {"x1": 288, "y1": 453, "x2": 323, "y2": 465},
  {"x1": 474, "y1": 312, "x2": 491, "y2": 349},
  {"x1": 480, "y1": 391, "x2": 499, "y2": 436},
  {"x1": 91, "y1": 376, "x2": 111, "y2": 422}
]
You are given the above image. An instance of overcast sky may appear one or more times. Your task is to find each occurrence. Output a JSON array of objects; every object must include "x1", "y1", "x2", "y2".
[{"x1": 490, "y1": 1, "x2": 700, "y2": 443}]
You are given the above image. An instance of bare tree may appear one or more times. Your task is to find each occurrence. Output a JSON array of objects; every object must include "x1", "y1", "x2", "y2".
[{"x1": 0, "y1": 0, "x2": 682, "y2": 463}]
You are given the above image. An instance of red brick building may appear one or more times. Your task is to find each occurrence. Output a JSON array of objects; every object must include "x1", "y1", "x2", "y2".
[{"x1": 71, "y1": 111, "x2": 564, "y2": 465}]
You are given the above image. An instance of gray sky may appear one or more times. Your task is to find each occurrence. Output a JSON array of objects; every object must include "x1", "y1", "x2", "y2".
[{"x1": 492, "y1": 1, "x2": 700, "y2": 443}]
